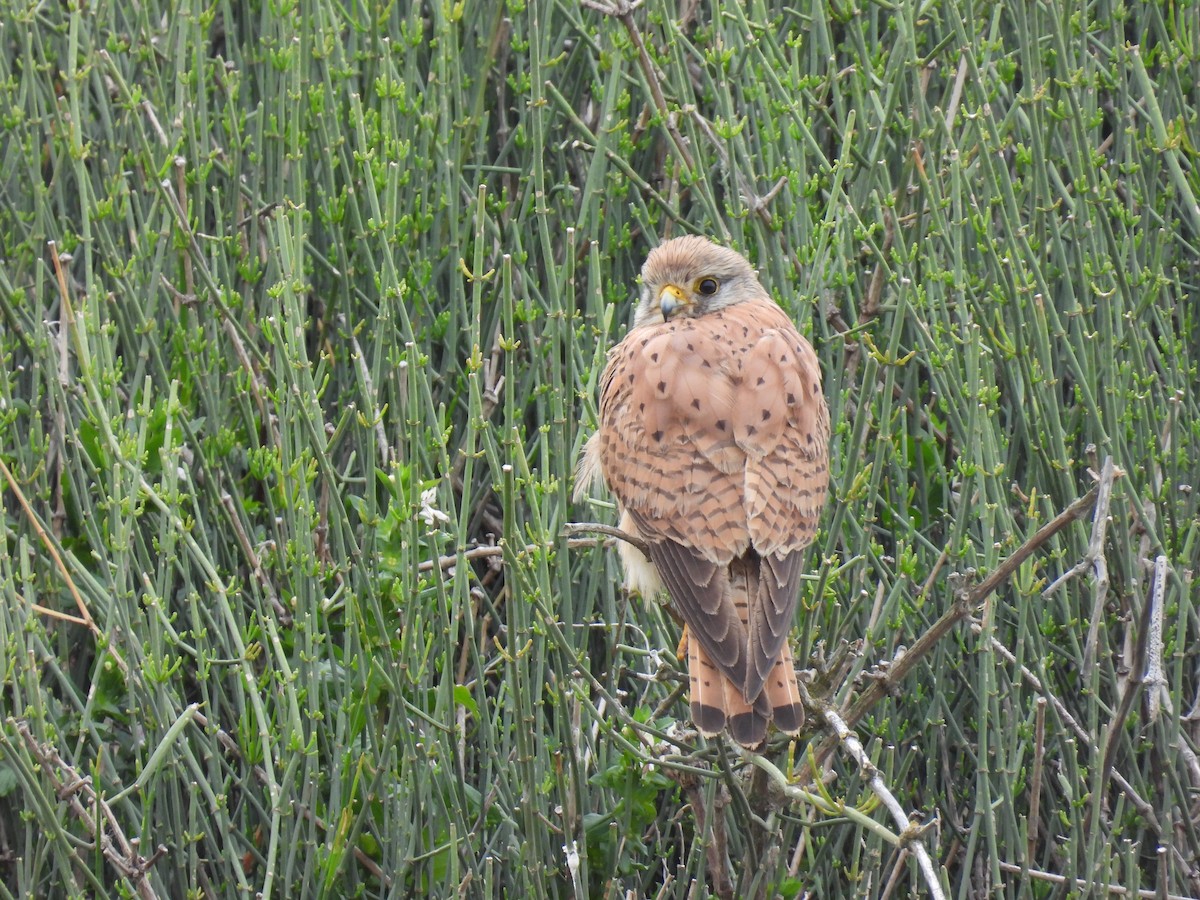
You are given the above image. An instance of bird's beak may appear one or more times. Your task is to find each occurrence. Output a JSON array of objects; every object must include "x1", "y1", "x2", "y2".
[{"x1": 659, "y1": 283, "x2": 689, "y2": 320}]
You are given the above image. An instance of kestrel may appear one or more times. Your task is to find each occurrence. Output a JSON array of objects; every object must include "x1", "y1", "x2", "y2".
[{"x1": 576, "y1": 235, "x2": 830, "y2": 747}]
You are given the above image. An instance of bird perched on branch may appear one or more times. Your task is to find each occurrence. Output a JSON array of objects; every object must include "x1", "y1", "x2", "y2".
[{"x1": 576, "y1": 235, "x2": 829, "y2": 748}]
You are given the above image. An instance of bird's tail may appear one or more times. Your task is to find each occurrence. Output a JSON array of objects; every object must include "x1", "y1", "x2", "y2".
[
  {"x1": 763, "y1": 641, "x2": 804, "y2": 735},
  {"x1": 686, "y1": 570, "x2": 804, "y2": 748}
]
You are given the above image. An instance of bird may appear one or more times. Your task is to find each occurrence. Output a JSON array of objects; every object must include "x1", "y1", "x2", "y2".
[{"x1": 575, "y1": 235, "x2": 830, "y2": 747}]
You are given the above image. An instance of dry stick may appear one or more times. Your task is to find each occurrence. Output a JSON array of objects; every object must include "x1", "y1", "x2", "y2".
[
  {"x1": 995, "y1": 861, "x2": 1197, "y2": 900},
  {"x1": 805, "y1": 693, "x2": 947, "y2": 900},
  {"x1": 878, "y1": 847, "x2": 912, "y2": 900},
  {"x1": 50, "y1": 244, "x2": 71, "y2": 540},
  {"x1": 562, "y1": 521, "x2": 652, "y2": 557},
  {"x1": 153, "y1": 174, "x2": 277, "y2": 447},
  {"x1": 1044, "y1": 456, "x2": 1117, "y2": 676},
  {"x1": 943, "y1": 52, "x2": 970, "y2": 131},
  {"x1": 31, "y1": 253, "x2": 127, "y2": 668},
  {"x1": 1144, "y1": 555, "x2": 1170, "y2": 723},
  {"x1": 1090, "y1": 561, "x2": 1195, "y2": 896},
  {"x1": 1176, "y1": 734, "x2": 1200, "y2": 797},
  {"x1": 734, "y1": 748, "x2": 908, "y2": 847},
  {"x1": 0, "y1": 458, "x2": 126, "y2": 643},
  {"x1": 685, "y1": 107, "x2": 787, "y2": 226},
  {"x1": 860, "y1": 203, "x2": 897, "y2": 324},
  {"x1": 219, "y1": 492, "x2": 293, "y2": 625},
  {"x1": 341, "y1": 313, "x2": 390, "y2": 466},
  {"x1": 838, "y1": 177, "x2": 898, "y2": 387},
  {"x1": 1025, "y1": 697, "x2": 1047, "y2": 869},
  {"x1": 173, "y1": 157, "x2": 195, "y2": 304},
  {"x1": 415, "y1": 526, "x2": 647, "y2": 575},
  {"x1": 978, "y1": 627, "x2": 1163, "y2": 834},
  {"x1": 717, "y1": 741, "x2": 767, "y2": 873},
  {"x1": 681, "y1": 778, "x2": 734, "y2": 900},
  {"x1": 797, "y1": 483, "x2": 1102, "y2": 784},
  {"x1": 738, "y1": 734, "x2": 944, "y2": 899},
  {"x1": 580, "y1": 0, "x2": 698, "y2": 174},
  {"x1": 14, "y1": 720, "x2": 165, "y2": 899},
  {"x1": 1098, "y1": 549, "x2": 1157, "y2": 827}
]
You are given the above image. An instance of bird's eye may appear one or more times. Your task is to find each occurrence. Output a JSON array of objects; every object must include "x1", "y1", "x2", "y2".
[{"x1": 697, "y1": 277, "x2": 719, "y2": 296}]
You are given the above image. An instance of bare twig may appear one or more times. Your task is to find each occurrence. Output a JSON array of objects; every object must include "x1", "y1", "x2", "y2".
[
  {"x1": 173, "y1": 157, "x2": 195, "y2": 306},
  {"x1": 0, "y1": 456, "x2": 129, "y2": 673},
  {"x1": 1099, "y1": 552, "x2": 1157, "y2": 817},
  {"x1": 1025, "y1": 697, "x2": 1047, "y2": 867},
  {"x1": 859, "y1": 206, "x2": 896, "y2": 323},
  {"x1": 943, "y1": 52, "x2": 969, "y2": 130},
  {"x1": 580, "y1": 0, "x2": 696, "y2": 174},
  {"x1": 1176, "y1": 733, "x2": 1200, "y2": 796},
  {"x1": 686, "y1": 778, "x2": 734, "y2": 900},
  {"x1": 865, "y1": 487, "x2": 1096, "y2": 715},
  {"x1": 1044, "y1": 457, "x2": 1117, "y2": 678},
  {"x1": 342, "y1": 313, "x2": 390, "y2": 465},
  {"x1": 805, "y1": 692, "x2": 946, "y2": 900},
  {"x1": 1144, "y1": 555, "x2": 1171, "y2": 723},
  {"x1": 685, "y1": 107, "x2": 783, "y2": 228},
  {"x1": 414, "y1": 525, "x2": 647, "y2": 575},
  {"x1": 562, "y1": 521, "x2": 653, "y2": 558},
  {"x1": 219, "y1": 493, "x2": 293, "y2": 625},
  {"x1": 49, "y1": 243, "x2": 71, "y2": 540},
  {"x1": 736, "y1": 701, "x2": 945, "y2": 899},
  {"x1": 996, "y1": 860, "x2": 1197, "y2": 899},
  {"x1": 879, "y1": 846, "x2": 911, "y2": 900},
  {"x1": 140, "y1": 98, "x2": 169, "y2": 147},
  {"x1": 13, "y1": 720, "x2": 164, "y2": 899},
  {"x1": 734, "y1": 748, "x2": 904, "y2": 846},
  {"x1": 798, "y1": 482, "x2": 1102, "y2": 783}
]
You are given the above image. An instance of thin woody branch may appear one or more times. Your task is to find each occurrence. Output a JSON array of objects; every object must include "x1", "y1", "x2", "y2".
[
  {"x1": 802, "y1": 689, "x2": 946, "y2": 900},
  {"x1": 798, "y1": 478, "x2": 1105, "y2": 784},
  {"x1": 580, "y1": 0, "x2": 697, "y2": 173},
  {"x1": 413, "y1": 524, "x2": 651, "y2": 575},
  {"x1": 13, "y1": 720, "x2": 164, "y2": 899}
]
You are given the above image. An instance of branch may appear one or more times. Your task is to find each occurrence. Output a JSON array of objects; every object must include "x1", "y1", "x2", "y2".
[
  {"x1": 414, "y1": 523, "x2": 650, "y2": 575},
  {"x1": 13, "y1": 720, "x2": 164, "y2": 899},
  {"x1": 0, "y1": 456, "x2": 128, "y2": 675},
  {"x1": 805, "y1": 691, "x2": 946, "y2": 900},
  {"x1": 733, "y1": 746, "x2": 905, "y2": 847},
  {"x1": 853, "y1": 482, "x2": 1100, "y2": 722},
  {"x1": 798, "y1": 480, "x2": 1102, "y2": 783},
  {"x1": 1043, "y1": 456, "x2": 1118, "y2": 677},
  {"x1": 1143, "y1": 555, "x2": 1171, "y2": 723},
  {"x1": 561, "y1": 521, "x2": 652, "y2": 558},
  {"x1": 735, "y1": 695, "x2": 947, "y2": 900},
  {"x1": 680, "y1": 777, "x2": 734, "y2": 900},
  {"x1": 580, "y1": 0, "x2": 697, "y2": 173},
  {"x1": 996, "y1": 860, "x2": 1195, "y2": 899}
]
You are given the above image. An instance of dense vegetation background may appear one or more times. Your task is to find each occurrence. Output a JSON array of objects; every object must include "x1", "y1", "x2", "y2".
[{"x1": 1, "y1": 0, "x2": 1198, "y2": 897}]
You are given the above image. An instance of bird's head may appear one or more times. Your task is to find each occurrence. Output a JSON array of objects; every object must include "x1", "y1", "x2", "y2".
[{"x1": 632, "y1": 235, "x2": 768, "y2": 327}]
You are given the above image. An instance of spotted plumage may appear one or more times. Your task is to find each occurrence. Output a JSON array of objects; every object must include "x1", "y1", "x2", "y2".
[{"x1": 576, "y1": 235, "x2": 830, "y2": 747}]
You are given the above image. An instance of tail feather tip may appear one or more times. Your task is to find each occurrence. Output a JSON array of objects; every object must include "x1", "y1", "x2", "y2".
[
  {"x1": 771, "y1": 702, "x2": 805, "y2": 735},
  {"x1": 691, "y1": 702, "x2": 727, "y2": 738},
  {"x1": 729, "y1": 711, "x2": 768, "y2": 748}
]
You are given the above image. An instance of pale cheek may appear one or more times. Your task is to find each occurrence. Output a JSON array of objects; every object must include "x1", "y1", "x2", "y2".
[{"x1": 632, "y1": 301, "x2": 662, "y2": 328}]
